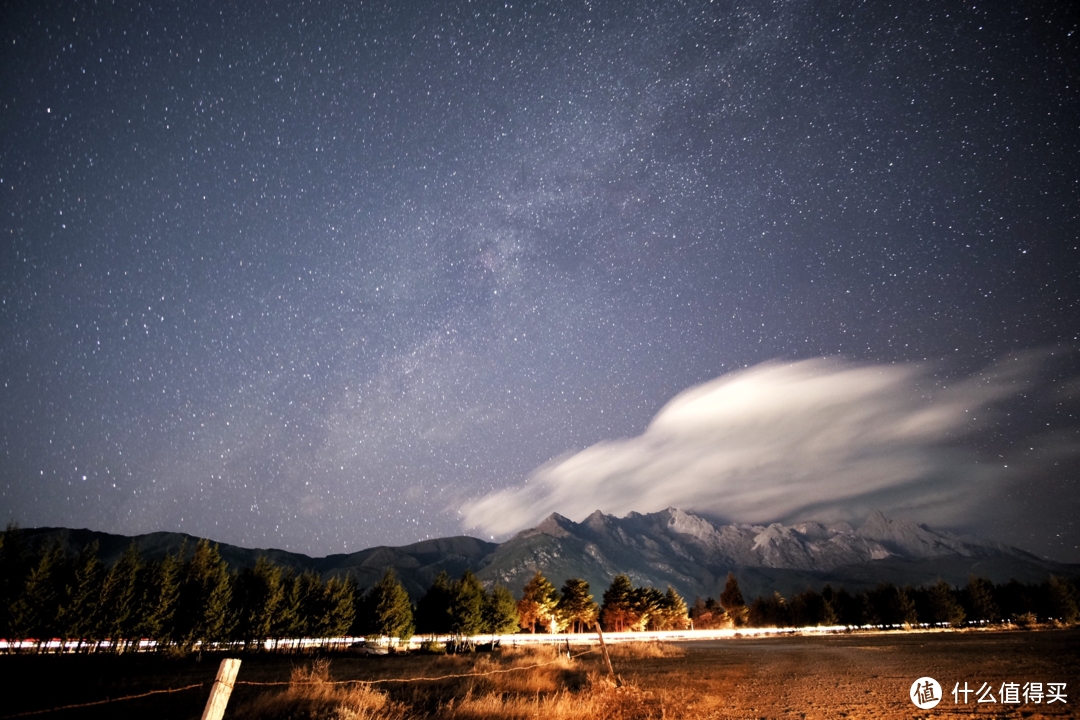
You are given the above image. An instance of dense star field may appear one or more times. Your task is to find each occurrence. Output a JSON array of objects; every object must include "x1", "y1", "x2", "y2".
[{"x1": 1, "y1": 1, "x2": 1078, "y2": 560}]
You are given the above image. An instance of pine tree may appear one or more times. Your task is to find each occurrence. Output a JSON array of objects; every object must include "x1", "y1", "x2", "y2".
[
  {"x1": 9, "y1": 541, "x2": 65, "y2": 648},
  {"x1": 106, "y1": 543, "x2": 144, "y2": 651},
  {"x1": 0, "y1": 523, "x2": 26, "y2": 638},
  {"x1": 450, "y1": 569, "x2": 486, "y2": 638},
  {"x1": 557, "y1": 578, "x2": 598, "y2": 634},
  {"x1": 351, "y1": 577, "x2": 375, "y2": 639},
  {"x1": 139, "y1": 545, "x2": 183, "y2": 650},
  {"x1": 600, "y1": 574, "x2": 635, "y2": 632},
  {"x1": 896, "y1": 586, "x2": 919, "y2": 627},
  {"x1": 928, "y1": 580, "x2": 965, "y2": 628},
  {"x1": 178, "y1": 539, "x2": 233, "y2": 649},
  {"x1": 659, "y1": 586, "x2": 690, "y2": 630},
  {"x1": 748, "y1": 592, "x2": 789, "y2": 627},
  {"x1": 272, "y1": 570, "x2": 302, "y2": 648},
  {"x1": 517, "y1": 571, "x2": 559, "y2": 633},
  {"x1": 369, "y1": 568, "x2": 414, "y2": 647},
  {"x1": 630, "y1": 586, "x2": 665, "y2": 631},
  {"x1": 824, "y1": 585, "x2": 860, "y2": 627},
  {"x1": 786, "y1": 589, "x2": 814, "y2": 627},
  {"x1": 483, "y1": 584, "x2": 521, "y2": 636},
  {"x1": 864, "y1": 583, "x2": 912, "y2": 627},
  {"x1": 819, "y1": 593, "x2": 840, "y2": 626},
  {"x1": 317, "y1": 575, "x2": 356, "y2": 642},
  {"x1": 294, "y1": 570, "x2": 324, "y2": 638},
  {"x1": 59, "y1": 541, "x2": 102, "y2": 651},
  {"x1": 415, "y1": 571, "x2": 454, "y2": 636},
  {"x1": 965, "y1": 575, "x2": 1000, "y2": 624},
  {"x1": 233, "y1": 556, "x2": 284, "y2": 649},
  {"x1": 689, "y1": 596, "x2": 724, "y2": 629},
  {"x1": 721, "y1": 574, "x2": 747, "y2": 613},
  {"x1": 1047, "y1": 576, "x2": 1079, "y2": 624}
]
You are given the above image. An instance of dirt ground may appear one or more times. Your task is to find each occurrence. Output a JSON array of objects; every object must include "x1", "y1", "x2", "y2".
[
  {"x1": 635, "y1": 628, "x2": 1080, "y2": 719},
  {"x1": 1, "y1": 628, "x2": 1076, "y2": 719}
]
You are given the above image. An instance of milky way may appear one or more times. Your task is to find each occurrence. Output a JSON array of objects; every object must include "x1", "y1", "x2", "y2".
[{"x1": 2, "y1": 1, "x2": 1077, "y2": 559}]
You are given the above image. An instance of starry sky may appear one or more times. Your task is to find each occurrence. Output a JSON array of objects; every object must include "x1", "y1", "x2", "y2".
[{"x1": 2, "y1": 0, "x2": 1078, "y2": 561}]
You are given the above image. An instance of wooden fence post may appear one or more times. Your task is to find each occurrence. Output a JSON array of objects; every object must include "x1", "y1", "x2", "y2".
[
  {"x1": 594, "y1": 622, "x2": 619, "y2": 686},
  {"x1": 201, "y1": 658, "x2": 241, "y2": 720}
]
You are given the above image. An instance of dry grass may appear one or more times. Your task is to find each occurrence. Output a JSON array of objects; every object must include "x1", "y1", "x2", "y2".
[
  {"x1": 231, "y1": 658, "x2": 407, "y2": 720},
  {"x1": 229, "y1": 645, "x2": 668, "y2": 719},
  {"x1": 605, "y1": 640, "x2": 686, "y2": 659},
  {"x1": 429, "y1": 680, "x2": 657, "y2": 720}
]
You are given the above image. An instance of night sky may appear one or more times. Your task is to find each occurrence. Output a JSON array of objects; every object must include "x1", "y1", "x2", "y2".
[{"x1": 3, "y1": 1, "x2": 1078, "y2": 562}]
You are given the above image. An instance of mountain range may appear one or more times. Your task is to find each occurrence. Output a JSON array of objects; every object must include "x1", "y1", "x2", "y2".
[{"x1": 15, "y1": 509, "x2": 1077, "y2": 602}]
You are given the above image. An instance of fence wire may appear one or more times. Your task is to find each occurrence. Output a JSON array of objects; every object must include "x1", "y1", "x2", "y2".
[{"x1": 0, "y1": 648, "x2": 598, "y2": 717}]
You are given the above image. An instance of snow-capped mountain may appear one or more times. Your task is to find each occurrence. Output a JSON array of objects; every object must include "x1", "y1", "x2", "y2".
[{"x1": 474, "y1": 507, "x2": 1056, "y2": 600}]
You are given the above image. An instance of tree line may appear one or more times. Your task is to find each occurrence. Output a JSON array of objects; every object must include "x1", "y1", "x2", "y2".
[
  {"x1": 690, "y1": 572, "x2": 1080, "y2": 630},
  {"x1": 2, "y1": 527, "x2": 1076, "y2": 653},
  {"x1": 0, "y1": 529, "x2": 363, "y2": 653},
  {"x1": 0, "y1": 529, "x2": 693, "y2": 651}
]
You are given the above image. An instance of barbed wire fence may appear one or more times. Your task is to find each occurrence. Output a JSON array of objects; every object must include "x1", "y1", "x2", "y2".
[{"x1": 1, "y1": 647, "x2": 602, "y2": 719}]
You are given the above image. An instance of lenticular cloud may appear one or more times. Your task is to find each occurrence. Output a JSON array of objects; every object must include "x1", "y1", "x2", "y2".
[{"x1": 462, "y1": 356, "x2": 1040, "y2": 536}]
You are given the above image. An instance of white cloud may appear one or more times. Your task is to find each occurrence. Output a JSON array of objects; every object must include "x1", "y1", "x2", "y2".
[{"x1": 462, "y1": 356, "x2": 1048, "y2": 535}]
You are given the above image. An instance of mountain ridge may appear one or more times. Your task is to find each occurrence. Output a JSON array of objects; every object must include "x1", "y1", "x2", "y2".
[{"x1": 12, "y1": 509, "x2": 1073, "y2": 602}]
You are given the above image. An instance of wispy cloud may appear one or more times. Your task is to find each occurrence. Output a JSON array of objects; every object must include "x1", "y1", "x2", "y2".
[{"x1": 462, "y1": 354, "x2": 1059, "y2": 536}]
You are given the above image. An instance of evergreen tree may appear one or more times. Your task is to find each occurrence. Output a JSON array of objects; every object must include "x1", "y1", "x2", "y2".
[
  {"x1": 631, "y1": 585, "x2": 665, "y2": 631},
  {"x1": 272, "y1": 570, "x2": 302, "y2": 647},
  {"x1": 1047, "y1": 576, "x2": 1079, "y2": 624},
  {"x1": 719, "y1": 572, "x2": 745, "y2": 609},
  {"x1": 719, "y1": 572, "x2": 746, "y2": 619},
  {"x1": 483, "y1": 584, "x2": 521, "y2": 636},
  {"x1": 748, "y1": 592, "x2": 789, "y2": 627},
  {"x1": 369, "y1": 568, "x2": 414, "y2": 647},
  {"x1": 817, "y1": 585, "x2": 843, "y2": 627},
  {"x1": 556, "y1": 578, "x2": 598, "y2": 633},
  {"x1": 9, "y1": 541, "x2": 65, "y2": 648},
  {"x1": 964, "y1": 575, "x2": 1000, "y2": 624},
  {"x1": 139, "y1": 545, "x2": 183, "y2": 650},
  {"x1": 59, "y1": 541, "x2": 102, "y2": 651},
  {"x1": 351, "y1": 579, "x2": 376, "y2": 638},
  {"x1": 233, "y1": 556, "x2": 284, "y2": 649},
  {"x1": 600, "y1": 574, "x2": 635, "y2": 632},
  {"x1": 92, "y1": 542, "x2": 143, "y2": 652},
  {"x1": 928, "y1": 580, "x2": 965, "y2": 627},
  {"x1": 823, "y1": 585, "x2": 860, "y2": 627},
  {"x1": 998, "y1": 579, "x2": 1039, "y2": 622},
  {"x1": 317, "y1": 575, "x2": 357, "y2": 641},
  {"x1": 290, "y1": 570, "x2": 324, "y2": 638},
  {"x1": 450, "y1": 569, "x2": 486, "y2": 638},
  {"x1": 658, "y1": 586, "x2": 690, "y2": 630},
  {"x1": 787, "y1": 589, "x2": 819, "y2": 627},
  {"x1": 178, "y1": 539, "x2": 233, "y2": 649},
  {"x1": 896, "y1": 586, "x2": 919, "y2": 626},
  {"x1": 689, "y1": 596, "x2": 725, "y2": 629},
  {"x1": 863, "y1": 582, "x2": 909, "y2": 627},
  {"x1": 0, "y1": 523, "x2": 27, "y2": 637},
  {"x1": 415, "y1": 571, "x2": 454, "y2": 636},
  {"x1": 517, "y1": 571, "x2": 559, "y2": 633},
  {"x1": 863, "y1": 582, "x2": 918, "y2": 628}
]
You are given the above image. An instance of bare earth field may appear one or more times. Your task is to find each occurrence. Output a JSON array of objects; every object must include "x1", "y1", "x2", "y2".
[
  {"x1": 635, "y1": 629, "x2": 1079, "y2": 719},
  {"x1": 1, "y1": 628, "x2": 1076, "y2": 719}
]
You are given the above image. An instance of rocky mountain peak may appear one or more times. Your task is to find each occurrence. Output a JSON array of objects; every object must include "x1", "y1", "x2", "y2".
[
  {"x1": 525, "y1": 512, "x2": 578, "y2": 539},
  {"x1": 857, "y1": 509, "x2": 967, "y2": 558},
  {"x1": 476, "y1": 506, "x2": 1068, "y2": 604}
]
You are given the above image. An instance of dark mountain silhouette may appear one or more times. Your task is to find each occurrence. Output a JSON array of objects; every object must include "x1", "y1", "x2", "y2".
[
  {"x1": 14, "y1": 526, "x2": 495, "y2": 600},
  {"x1": 15, "y1": 509, "x2": 1075, "y2": 601}
]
